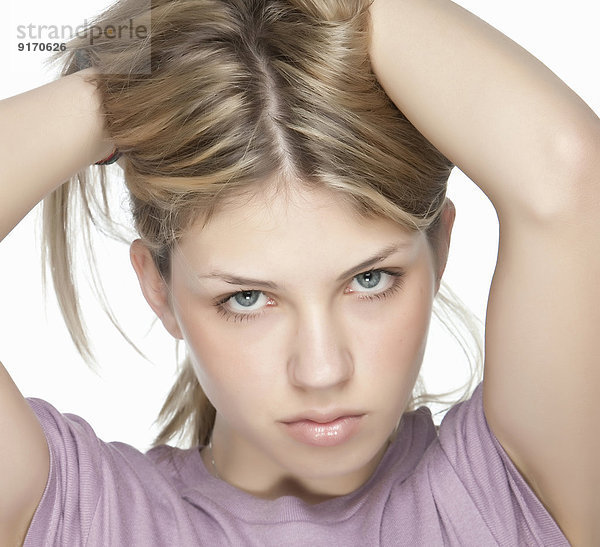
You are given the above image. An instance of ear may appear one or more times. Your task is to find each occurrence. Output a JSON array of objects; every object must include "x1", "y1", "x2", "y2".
[
  {"x1": 129, "y1": 239, "x2": 184, "y2": 340},
  {"x1": 432, "y1": 198, "x2": 456, "y2": 294}
]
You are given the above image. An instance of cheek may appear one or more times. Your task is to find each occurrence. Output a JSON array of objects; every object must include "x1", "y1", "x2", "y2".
[
  {"x1": 172, "y1": 293, "x2": 276, "y2": 407},
  {"x1": 354, "y1": 268, "x2": 435, "y2": 405}
]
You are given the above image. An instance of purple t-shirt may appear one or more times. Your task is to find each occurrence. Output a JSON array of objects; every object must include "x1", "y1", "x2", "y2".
[{"x1": 23, "y1": 383, "x2": 569, "y2": 546}]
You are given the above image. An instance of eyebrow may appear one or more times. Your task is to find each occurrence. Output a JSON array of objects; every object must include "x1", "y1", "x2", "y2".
[{"x1": 196, "y1": 242, "x2": 410, "y2": 289}]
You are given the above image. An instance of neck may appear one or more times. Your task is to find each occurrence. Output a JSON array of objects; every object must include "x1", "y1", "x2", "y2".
[{"x1": 201, "y1": 434, "x2": 393, "y2": 504}]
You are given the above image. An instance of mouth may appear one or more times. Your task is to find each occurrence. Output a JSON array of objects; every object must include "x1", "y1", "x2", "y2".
[{"x1": 280, "y1": 413, "x2": 365, "y2": 447}]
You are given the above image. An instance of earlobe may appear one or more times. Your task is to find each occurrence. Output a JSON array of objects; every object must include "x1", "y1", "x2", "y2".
[
  {"x1": 129, "y1": 239, "x2": 184, "y2": 340},
  {"x1": 434, "y1": 198, "x2": 456, "y2": 293}
]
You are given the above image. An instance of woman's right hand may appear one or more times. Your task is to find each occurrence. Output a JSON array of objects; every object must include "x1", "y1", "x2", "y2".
[{"x1": 0, "y1": 68, "x2": 115, "y2": 242}]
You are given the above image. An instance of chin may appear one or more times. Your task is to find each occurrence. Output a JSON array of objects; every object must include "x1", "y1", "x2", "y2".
[{"x1": 277, "y1": 437, "x2": 385, "y2": 483}]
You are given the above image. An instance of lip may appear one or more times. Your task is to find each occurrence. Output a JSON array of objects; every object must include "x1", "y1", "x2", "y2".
[
  {"x1": 282, "y1": 409, "x2": 364, "y2": 424},
  {"x1": 281, "y1": 413, "x2": 365, "y2": 447}
]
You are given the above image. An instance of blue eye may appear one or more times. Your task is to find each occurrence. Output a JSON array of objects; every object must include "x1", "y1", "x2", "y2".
[
  {"x1": 232, "y1": 291, "x2": 262, "y2": 308},
  {"x1": 214, "y1": 269, "x2": 405, "y2": 323},
  {"x1": 355, "y1": 270, "x2": 383, "y2": 289}
]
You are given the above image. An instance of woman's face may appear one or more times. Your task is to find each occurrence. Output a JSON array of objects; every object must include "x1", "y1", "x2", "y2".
[{"x1": 135, "y1": 185, "x2": 453, "y2": 501}]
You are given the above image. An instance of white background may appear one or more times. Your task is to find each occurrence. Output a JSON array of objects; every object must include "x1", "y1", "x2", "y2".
[{"x1": 1, "y1": 0, "x2": 598, "y2": 452}]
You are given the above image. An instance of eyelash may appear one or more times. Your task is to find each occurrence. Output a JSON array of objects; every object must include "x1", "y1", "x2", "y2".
[{"x1": 213, "y1": 269, "x2": 405, "y2": 323}]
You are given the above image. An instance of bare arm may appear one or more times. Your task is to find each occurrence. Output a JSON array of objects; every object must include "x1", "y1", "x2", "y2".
[
  {"x1": 0, "y1": 68, "x2": 114, "y2": 241},
  {"x1": 368, "y1": 0, "x2": 600, "y2": 223},
  {"x1": 0, "y1": 70, "x2": 113, "y2": 543},
  {"x1": 368, "y1": 0, "x2": 600, "y2": 544}
]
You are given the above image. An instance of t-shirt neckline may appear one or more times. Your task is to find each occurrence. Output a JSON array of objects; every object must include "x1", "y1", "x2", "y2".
[{"x1": 176, "y1": 406, "x2": 436, "y2": 524}]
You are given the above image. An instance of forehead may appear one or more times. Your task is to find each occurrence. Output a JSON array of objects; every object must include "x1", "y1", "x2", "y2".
[
  {"x1": 179, "y1": 185, "x2": 419, "y2": 257},
  {"x1": 171, "y1": 185, "x2": 429, "y2": 294}
]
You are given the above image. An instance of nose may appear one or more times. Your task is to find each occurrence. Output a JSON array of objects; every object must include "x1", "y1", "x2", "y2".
[{"x1": 287, "y1": 306, "x2": 354, "y2": 390}]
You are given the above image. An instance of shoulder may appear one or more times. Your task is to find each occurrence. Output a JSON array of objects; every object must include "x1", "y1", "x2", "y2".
[
  {"x1": 23, "y1": 397, "x2": 201, "y2": 546},
  {"x1": 380, "y1": 387, "x2": 568, "y2": 545},
  {"x1": 418, "y1": 385, "x2": 569, "y2": 545}
]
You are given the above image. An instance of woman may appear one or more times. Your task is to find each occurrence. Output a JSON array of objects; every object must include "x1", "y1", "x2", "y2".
[{"x1": 0, "y1": 0, "x2": 597, "y2": 544}]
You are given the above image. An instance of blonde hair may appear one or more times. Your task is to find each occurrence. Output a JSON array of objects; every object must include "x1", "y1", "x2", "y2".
[{"x1": 42, "y1": 0, "x2": 482, "y2": 449}]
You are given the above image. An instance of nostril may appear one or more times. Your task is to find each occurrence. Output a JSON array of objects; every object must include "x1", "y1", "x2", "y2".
[{"x1": 288, "y1": 356, "x2": 354, "y2": 390}]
